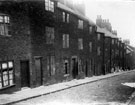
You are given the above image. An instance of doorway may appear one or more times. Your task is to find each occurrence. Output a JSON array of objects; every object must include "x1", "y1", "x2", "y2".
[
  {"x1": 72, "y1": 57, "x2": 78, "y2": 79},
  {"x1": 20, "y1": 60, "x2": 30, "y2": 88},
  {"x1": 35, "y1": 58, "x2": 42, "y2": 86},
  {"x1": 85, "y1": 60, "x2": 88, "y2": 77}
]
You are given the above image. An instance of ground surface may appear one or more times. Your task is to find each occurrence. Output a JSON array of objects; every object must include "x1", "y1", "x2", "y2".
[{"x1": 14, "y1": 71, "x2": 135, "y2": 105}]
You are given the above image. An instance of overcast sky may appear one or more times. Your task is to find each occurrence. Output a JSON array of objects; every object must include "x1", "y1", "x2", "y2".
[{"x1": 84, "y1": 0, "x2": 135, "y2": 46}]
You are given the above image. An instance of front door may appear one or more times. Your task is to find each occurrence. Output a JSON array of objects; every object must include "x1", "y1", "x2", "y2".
[
  {"x1": 85, "y1": 61, "x2": 88, "y2": 77},
  {"x1": 72, "y1": 57, "x2": 78, "y2": 79},
  {"x1": 20, "y1": 60, "x2": 30, "y2": 88},
  {"x1": 35, "y1": 58, "x2": 42, "y2": 86}
]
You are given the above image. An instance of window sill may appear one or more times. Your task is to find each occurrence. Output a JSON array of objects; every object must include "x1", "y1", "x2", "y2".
[
  {"x1": 64, "y1": 74, "x2": 70, "y2": 77},
  {"x1": 0, "y1": 84, "x2": 15, "y2": 90},
  {"x1": 0, "y1": 34, "x2": 12, "y2": 37}
]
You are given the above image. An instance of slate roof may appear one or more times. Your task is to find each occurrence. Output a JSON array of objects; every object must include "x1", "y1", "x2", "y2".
[{"x1": 57, "y1": 2, "x2": 95, "y2": 26}]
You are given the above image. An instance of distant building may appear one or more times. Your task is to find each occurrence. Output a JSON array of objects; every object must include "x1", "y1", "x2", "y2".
[
  {"x1": 96, "y1": 15, "x2": 112, "y2": 32},
  {"x1": 123, "y1": 39, "x2": 130, "y2": 45}
]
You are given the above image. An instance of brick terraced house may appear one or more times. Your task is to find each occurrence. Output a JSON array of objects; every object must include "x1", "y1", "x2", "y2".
[{"x1": 0, "y1": 0, "x2": 133, "y2": 93}]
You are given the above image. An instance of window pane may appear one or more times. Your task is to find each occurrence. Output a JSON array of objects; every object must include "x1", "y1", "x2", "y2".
[
  {"x1": 67, "y1": 14, "x2": 69, "y2": 23},
  {"x1": 3, "y1": 71, "x2": 8, "y2": 86},
  {"x1": 4, "y1": 16, "x2": 9, "y2": 23},
  {"x1": 78, "y1": 38, "x2": 83, "y2": 50},
  {"x1": 9, "y1": 70, "x2": 13, "y2": 79},
  {"x1": 8, "y1": 61, "x2": 13, "y2": 68},
  {"x1": 63, "y1": 34, "x2": 66, "y2": 48},
  {"x1": 0, "y1": 16, "x2": 4, "y2": 23},
  {"x1": 89, "y1": 42, "x2": 92, "y2": 52},
  {"x1": 0, "y1": 24, "x2": 5, "y2": 35},
  {"x1": 50, "y1": 1, "x2": 54, "y2": 12},
  {"x1": 67, "y1": 34, "x2": 69, "y2": 48},
  {"x1": 63, "y1": 12, "x2": 65, "y2": 22},
  {"x1": 2, "y1": 63, "x2": 7, "y2": 69}
]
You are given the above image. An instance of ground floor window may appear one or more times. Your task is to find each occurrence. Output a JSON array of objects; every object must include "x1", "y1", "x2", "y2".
[{"x1": 0, "y1": 61, "x2": 14, "y2": 89}]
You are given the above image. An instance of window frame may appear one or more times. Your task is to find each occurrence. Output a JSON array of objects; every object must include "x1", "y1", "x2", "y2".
[
  {"x1": 78, "y1": 38, "x2": 83, "y2": 50},
  {"x1": 62, "y1": 12, "x2": 69, "y2": 23},
  {"x1": 0, "y1": 60, "x2": 15, "y2": 89},
  {"x1": 78, "y1": 20, "x2": 83, "y2": 29},
  {"x1": 0, "y1": 14, "x2": 11, "y2": 36},
  {"x1": 89, "y1": 42, "x2": 92, "y2": 52},
  {"x1": 45, "y1": 0, "x2": 54, "y2": 12},
  {"x1": 46, "y1": 26, "x2": 55, "y2": 44},
  {"x1": 63, "y1": 34, "x2": 69, "y2": 48},
  {"x1": 97, "y1": 47, "x2": 101, "y2": 56}
]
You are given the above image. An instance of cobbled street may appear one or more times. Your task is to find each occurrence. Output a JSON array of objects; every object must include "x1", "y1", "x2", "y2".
[{"x1": 15, "y1": 71, "x2": 135, "y2": 105}]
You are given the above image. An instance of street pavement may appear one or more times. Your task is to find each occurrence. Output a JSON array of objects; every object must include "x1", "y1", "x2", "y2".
[{"x1": 11, "y1": 70, "x2": 135, "y2": 105}]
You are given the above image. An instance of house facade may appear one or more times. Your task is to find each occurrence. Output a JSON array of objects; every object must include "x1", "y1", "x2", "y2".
[{"x1": 0, "y1": 0, "x2": 132, "y2": 93}]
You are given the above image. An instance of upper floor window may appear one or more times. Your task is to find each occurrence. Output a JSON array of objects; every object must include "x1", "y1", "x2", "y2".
[
  {"x1": 89, "y1": 42, "x2": 92, "y2": 52},
  {"x1": 112, "y1": 39, "x2": 114, "y2": 44},
  {"x1": 97, "y1": 33, "x2": 100, "y2": 40},
  {"x1": 97, "y1": 47, "x2": 101, "y2": 56},
  {"x1": 89, "y1": 26, "x2": 92, "y2": 34},
  {"x1": 0, "y1": 15, "x2": 11, "y2": 36},
  {"x1": 78, "y1": 38, "x2": 83, "y2": 50},
  {"x1": 62, "y1": 12, "x2": 69, "y2": 23},
  {"x1": 78, "y1": 20, "x2": 83, "y2": 29},
  {"x1": 67, "y1": 14, "x2": 69, "y2": 23},
  {"x1": 63, "y1": 34, "x2": 69, "y2": 48},
  {"x1": 46, "y1": 26, "x2": 54, "y2": 44},
  {"x1": 62, "y1": 12, "x2": 65, "y2": 22},
  {"x1": 45, "y1": 0, "x2": 54, "y2": 12}
]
